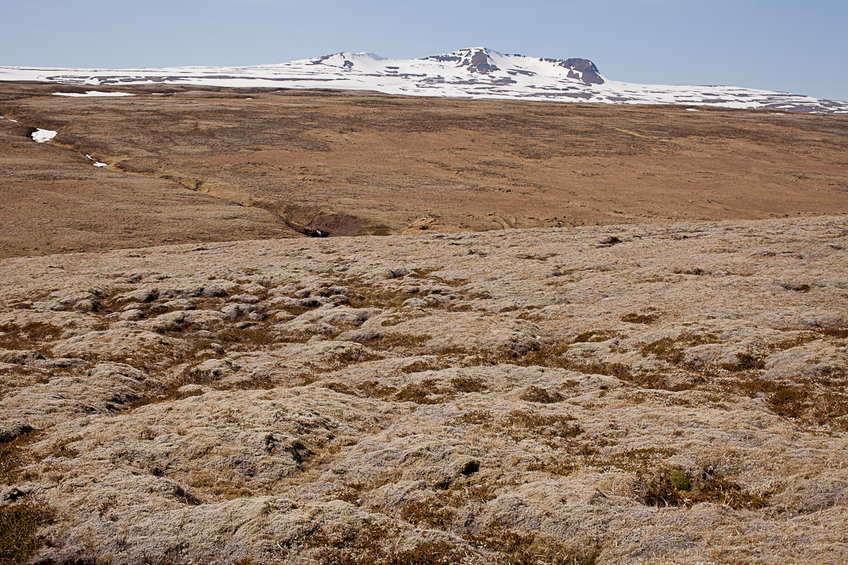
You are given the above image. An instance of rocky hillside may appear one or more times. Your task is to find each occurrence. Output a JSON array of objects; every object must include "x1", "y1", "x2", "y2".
[{"x1": 2, "y1": 216, "x2": 848, "y2": 564}]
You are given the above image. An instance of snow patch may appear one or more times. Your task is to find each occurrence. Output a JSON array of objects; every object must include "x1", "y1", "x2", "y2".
[
  {"x1": 85, "y1": 153, "x2": 108, "y2": 167},
  {"x1": 32, "y1": 128, "x2": 57, "y2": 143}
]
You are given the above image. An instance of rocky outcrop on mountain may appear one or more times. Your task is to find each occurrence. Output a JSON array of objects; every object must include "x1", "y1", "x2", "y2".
[
  {"x1": 557, "y1": 58, "x2": 604, "y2": 84},
  {"x1": 1, "y1": 216, "x2": 848, "y2": 564}
]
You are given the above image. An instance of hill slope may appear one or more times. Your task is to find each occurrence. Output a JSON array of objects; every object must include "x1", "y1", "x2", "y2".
[{"x1": 3, "y1": 84, "x2": 848, "y2": 259}]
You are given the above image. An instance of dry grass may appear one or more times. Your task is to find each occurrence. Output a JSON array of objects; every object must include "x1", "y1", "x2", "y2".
[
  {"x1": 0, "y1": 322, "x2": 63, "y2": 354},
  {"x1": 637, "y1": 467, "x2": 771, "y2": 510},
  {"x1": 400, "y1": 500, "x2": 456, "y2": 528},
  {"x1": 0, "y1": 426, "x2": 52, "y2": 565},
  {"x1": 216, "y1": 325, "x2": 277, "y2": 349},
  {"x1": 450, "y1": 376, "x2": 487, "y2": 393},
  {"x1": 361, "y1": 333, "x2": 432, "y2": 351},
  {"x1": 0, "y1": 499, "x2": 54, "y2": 565},
  {"x1": 572, "y1": 330, "x2": 618, "y2": 343},
  {"x1": 306, "y1": 522, "x2": 467, "y2": 565},
  {"x1": 505, "y1": 410, "x2": 583, "y2": 441},
  {"x1": 640, "y1": 332, "x2": 720, "y2": 365},
  {"x1": 452, "y1": 409, "x2": 492, "y2": 427},
  {"x1": 720, "y1": 352, "x2": 766, "y2": 372},
  {"x1": 0, "y1": 430, "x2": 41, "y2": 485},
  {"x1": 400, "y1": 357, "x2": 452, "y2": 374},
  {"x1": 464, "y1": 524, "x2": 600, "y2": 565},
  {"x1": 526, "y1": 458, "x2": 578, "y2": 476},
  {"x1": 621, "y1": 311, "x2": 660, "y2": 324},
  {"x1": 585, "y1": 447, "x2": 676, "y2": 473},
  {"x1": 344, "y1": 281, "x2": 418, "y2": 310},
  {"x1": 329, "y1": 374, "x2": 487, "y2": 405},
  {"x1": 4, "y1": 84, "x2": 848, "y2": 260},
  {"x1": 732, "y1": 371, "x2": 848, "y2": 430},
  {"x1": 519, "y1": 386, "x2": 565, "y2": 404}
]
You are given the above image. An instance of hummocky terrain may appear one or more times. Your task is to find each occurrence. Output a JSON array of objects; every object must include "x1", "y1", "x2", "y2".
[
  {"x1": 1, "y1": 216, "x2": 848, "y2": 564},
  {"x1": 1, "y1": 76, "x2": 848, "y2": 564}
]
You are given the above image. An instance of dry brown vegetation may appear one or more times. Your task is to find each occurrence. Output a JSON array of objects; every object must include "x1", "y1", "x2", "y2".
[
  {"x1": 0, "y1": 217, "x2": 844, "y2": 563},
  {"x1": 2, "y1": 83, "x2": 848, "y2": 258},
  {"x1": 1, "y1": 83, "x2": 848, "y2": 564}
]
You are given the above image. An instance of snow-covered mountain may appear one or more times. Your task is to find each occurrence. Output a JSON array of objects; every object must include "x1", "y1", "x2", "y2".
[{"x1": 2, "y1": 47, "x2": 845, "y2": 113}]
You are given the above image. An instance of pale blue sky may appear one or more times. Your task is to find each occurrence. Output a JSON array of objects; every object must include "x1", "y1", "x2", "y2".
[{"x1": 6, "y1": 0, "x2": 847, "y2": 101}]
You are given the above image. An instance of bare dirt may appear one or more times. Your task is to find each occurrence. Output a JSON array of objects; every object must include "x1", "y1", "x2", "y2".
[
  {"x1": 2, "y1": 83, "x2": 848, "y2": 258},
  {"x1": 1, "y1": 84, "x2": 848, "y2": 564}
]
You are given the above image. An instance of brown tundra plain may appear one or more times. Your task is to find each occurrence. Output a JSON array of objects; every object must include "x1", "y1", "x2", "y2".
[{"x1": 1, "y1": 83, "x2": 848, "y2": 564}]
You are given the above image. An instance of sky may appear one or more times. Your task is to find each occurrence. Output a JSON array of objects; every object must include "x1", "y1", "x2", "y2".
[{"x1": 4, "y1": 0, "x2": 847, "y2": 102}]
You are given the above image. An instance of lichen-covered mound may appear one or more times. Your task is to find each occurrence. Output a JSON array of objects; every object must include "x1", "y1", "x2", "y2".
[{"x1": 1, "y1": 216, "x2": 847, "y2": 564}]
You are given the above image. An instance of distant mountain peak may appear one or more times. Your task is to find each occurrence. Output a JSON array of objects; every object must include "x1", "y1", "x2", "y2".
[
  {"x1": 2, "y1": 47, "x2": 845, "y2": 113},
  {"x1": 420, "y1": 47, "x2": 603, "y2": 84},
  {"x1": 423, "y1": 47, "x2": 500, "y2": 74}
]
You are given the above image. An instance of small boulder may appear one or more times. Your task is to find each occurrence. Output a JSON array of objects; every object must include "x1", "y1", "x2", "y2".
[
  {"x1": 0, "y1": 421, "x2": 35, "y2": 442},
  {"x1": 119, "y1": 288, "x2": 159, "y2": 304},
  {"x1": 74, "y1": 298, "x2": 100, "y2": 313},
  {"x1": 119, "y1": 309, "x2": 145, "y2": 321},
  {"x1": 192, "y1": 358, "x2": 238, "y2": 378},
  {"x1": 202, "y1": 285, "x2": 230, "y2": 298},
  {"x1": 222, "y1": 305, "x2": 241, "y2": 320},
  {"x1": 0, "y1": 350, "x2": 45, "y2": 365},
  {"x1": 403, "y1": 298, "x2": 428, "y2": 309}
]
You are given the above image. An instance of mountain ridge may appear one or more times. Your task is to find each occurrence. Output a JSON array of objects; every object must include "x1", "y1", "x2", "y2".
[{"x1": 1, "y1": 47, "x2": 846, "y2": 113}]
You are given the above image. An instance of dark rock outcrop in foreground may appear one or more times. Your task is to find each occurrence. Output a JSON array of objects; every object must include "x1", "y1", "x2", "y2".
[{"x1": 1, "y1": 216, "x2": 847, "y2": 564}]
